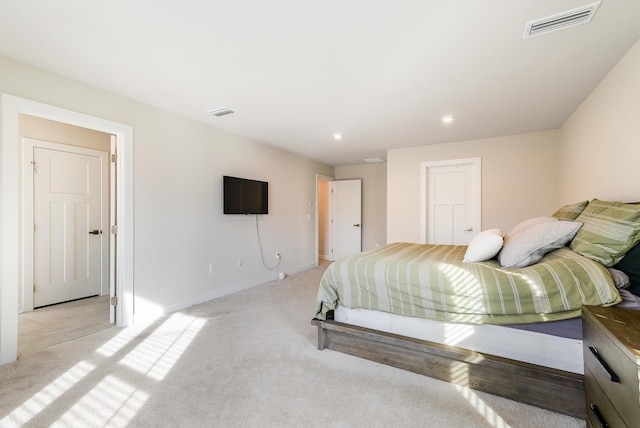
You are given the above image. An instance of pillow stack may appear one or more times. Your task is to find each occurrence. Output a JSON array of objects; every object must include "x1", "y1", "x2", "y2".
[
  {"x1": 497, "y1": 216, "x2": 582, "y2": 269},
  {"x1": 462, "y1": 199, "x2": 640, "y2": 277}
]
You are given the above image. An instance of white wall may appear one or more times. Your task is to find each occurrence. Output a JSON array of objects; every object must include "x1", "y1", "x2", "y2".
[
  {"x1": 559, "y1": 38, "x2": 640, "y2": 203},
  {"x1": 335, "y1": 162, "x2": 387, "y2": 251},
  {"x1": 0, "y1": 54, "x2": 333, "y2": 325},
  {"x1": 387, "y1": 131, "x2": 561, "y2": 244}
]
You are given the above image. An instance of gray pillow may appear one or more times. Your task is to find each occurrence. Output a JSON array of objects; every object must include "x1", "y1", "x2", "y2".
[
  {"x1": 498, "y1": 221, "x2": 583, "y2": 268},
  {"x1": 504, "y1": 216, "x2": 558, "y2": 241}
]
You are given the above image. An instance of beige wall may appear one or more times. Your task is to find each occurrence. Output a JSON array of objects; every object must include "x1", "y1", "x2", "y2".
[
  {"x1": 387, "y1": 131, "x2": 561, "y2": 243},
  {"x1": 385, "y1": 37, "x2": 640, "y2": 245},
  {"x1": 559, "y1": 38, "x2": 640, "y2": 203},
  {"x1": 1, "y1": 54, "x2": 334, "y2": 323},
  {"x1": 19, "y1": 114, "x2": 111, "y2": 151},
  {"x1": 335, "y1": 162, "x2": 387, "y2": 251}
]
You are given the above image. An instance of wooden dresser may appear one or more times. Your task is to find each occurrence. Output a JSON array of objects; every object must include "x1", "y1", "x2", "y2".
[{"x1": 582, "y1": 305, "x2": 640, "y2": 427}]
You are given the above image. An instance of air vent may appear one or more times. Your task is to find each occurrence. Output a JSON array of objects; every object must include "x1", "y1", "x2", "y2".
[
  {"x1": 207, "y1": 107, "x2": 235, "y2": 117},
  {"x1": 524, "y1": 1, "x2": 601, "y2": 39},
  {"x1": 363, "y1": 157, "x2": 384, "y2": 163}
]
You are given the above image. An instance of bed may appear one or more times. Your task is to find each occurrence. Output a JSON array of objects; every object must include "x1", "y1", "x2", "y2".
[{"x1": 312, "y1": 199, "x2": 640, "y2": 419}]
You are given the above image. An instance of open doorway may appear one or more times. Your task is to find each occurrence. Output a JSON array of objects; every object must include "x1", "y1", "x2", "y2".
[
  {"x1": 316, "y1": 174, "x2": 333, "y2": 264},
  {"x1": 18, "y1": 116, "x2": 113, "y2": 357},
  {"x1": 1, "y1": 94, "x2": 134, "y2": 365}
]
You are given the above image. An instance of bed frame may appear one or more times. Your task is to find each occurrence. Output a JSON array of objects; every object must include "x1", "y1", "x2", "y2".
[{"x1": 311, "y1": 315, "x2": 585, "y2": 419}]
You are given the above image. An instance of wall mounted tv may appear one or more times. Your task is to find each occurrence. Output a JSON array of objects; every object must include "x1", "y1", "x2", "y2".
[{"x1": 223, "y1": 175, "x2": 269, "y2": 215}]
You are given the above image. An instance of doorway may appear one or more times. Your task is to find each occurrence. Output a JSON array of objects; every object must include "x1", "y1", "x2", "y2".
[
  {"x1": 329, "y1": 179, "x2": 362, "y2": 260},
  {"x1": 25, "y1": 138, "x2": 109, "y2": 309},
  {"x1": 1, "y1": 94, "x2": 134, "y2": 365},
  {"x1": 420, "y1": 157, "x2": 481, "y2": 245},
  {"x1": 316, "y1": 175, "x2": 363, "y2": 263},
  {"x1": 316, "y1": 174, "x2": 333, "y2": 264}
]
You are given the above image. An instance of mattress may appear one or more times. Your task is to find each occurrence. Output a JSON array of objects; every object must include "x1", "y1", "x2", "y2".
[{"x1": 334, "y1": 305, "x2": 584, "y2": 374}]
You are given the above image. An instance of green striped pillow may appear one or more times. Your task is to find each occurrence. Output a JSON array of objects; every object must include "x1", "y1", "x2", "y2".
[
  {"x1": 570, "y1": 199, "x2": 640, "y2": 266},
  {"x1": 552, "y1": 200, "x2": 589, "y2": 221}
]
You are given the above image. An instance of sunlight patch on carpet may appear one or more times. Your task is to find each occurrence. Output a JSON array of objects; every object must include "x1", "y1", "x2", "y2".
[
  {"x1": 454, "y1": 383, "x2": 511, "y2": 428},
  {"x1": 53, "y1": 375, "x2": 148, "y2": 427},
  {"x1": 0, "y1": 361, "x2": 95, "y2": 427},
  {"x1": 95, "y1": 325, "x2": 146, "y2": 357},
  {"x1": 119, "y1": 312, "x2": 206, "y2": 381}
]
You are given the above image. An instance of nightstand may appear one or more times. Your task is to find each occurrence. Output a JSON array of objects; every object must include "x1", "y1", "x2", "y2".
[{"x1": 582, "y1": 305, "x2": 640, "y2": 427}]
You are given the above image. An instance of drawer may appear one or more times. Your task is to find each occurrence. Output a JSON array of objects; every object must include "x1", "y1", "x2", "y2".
[
  {"x1": 583, "y1": 317, "x2": 640, "y2": 426},
  {"x1": 585, "y1": 366, "x2": 627, "y2": 428}
]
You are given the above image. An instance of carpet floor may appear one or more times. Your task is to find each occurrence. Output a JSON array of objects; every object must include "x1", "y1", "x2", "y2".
[{"x1": 0, "y1": 262, "x2": 583, "y2": 427}]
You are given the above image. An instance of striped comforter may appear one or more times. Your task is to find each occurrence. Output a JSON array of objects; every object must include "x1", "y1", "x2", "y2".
[{"x1": 315, "y1": 243, "x2": 621, "y2": 324}]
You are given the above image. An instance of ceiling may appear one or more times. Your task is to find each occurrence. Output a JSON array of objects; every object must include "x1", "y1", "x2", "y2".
[{"x1": 1, "y1": 1, "x2": 639, "y2": 166}]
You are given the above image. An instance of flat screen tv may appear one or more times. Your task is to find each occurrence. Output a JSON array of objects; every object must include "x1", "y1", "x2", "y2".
[{"x1": 223, "y1": 175, "x2": 269, "y2": 215}]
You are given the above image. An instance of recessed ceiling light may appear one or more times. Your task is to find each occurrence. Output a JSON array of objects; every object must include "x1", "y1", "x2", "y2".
[
  {"x1": 333, "y1": 133, "x2": 343, "y2": 140},
  {"x1": 441, "y1": 115, "x2": 455, "y2": 124}
]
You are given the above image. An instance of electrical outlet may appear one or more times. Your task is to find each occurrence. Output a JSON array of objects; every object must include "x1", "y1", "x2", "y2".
[
  {"x1": 209, "y1": 263, "x2": 215, "y2": 274},
  {"x1": 238, "y1": 258, "x2": 244, "y2": 267}
]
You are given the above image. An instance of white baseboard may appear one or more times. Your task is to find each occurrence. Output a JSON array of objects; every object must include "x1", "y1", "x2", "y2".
[{"x1": 133, "y1": 261, "x2": 317, "y2": 325}]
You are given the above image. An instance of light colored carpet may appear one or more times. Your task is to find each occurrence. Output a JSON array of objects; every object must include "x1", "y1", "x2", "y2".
[{"x1": 0, "y1": 263, "x2": 583, "y2": 427}]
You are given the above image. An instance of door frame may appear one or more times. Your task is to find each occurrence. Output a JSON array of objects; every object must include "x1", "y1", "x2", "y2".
[
  {"x1": 23, "y1": 139, "x2": 109, "y2": 311},
  {"x1": 1, "y1": 94, "x2": 134, "y2": 365},
  {"x1": 315, "y1": 174, "x2": 334, "y2": 266},
  {"x1": 420, "y1": 157, "x2": 481, "y2": 244},
  {"x1": 329, "y1": 179, "x2": 363, "y2": 260}
]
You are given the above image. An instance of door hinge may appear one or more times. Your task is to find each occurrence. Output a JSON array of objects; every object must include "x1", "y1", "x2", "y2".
[
  {"x1": 33, "y1": 283, "x2": 36, "y2": 293},
  {"x1": 111, "y1": 225, "x2": 118, "y2": 235},
  {"x1": 111, "y1": 153, "x2": 118, "y2": 163},
  {"x1": 110, "y1": 296, "x2": 118, "y2": 306}
]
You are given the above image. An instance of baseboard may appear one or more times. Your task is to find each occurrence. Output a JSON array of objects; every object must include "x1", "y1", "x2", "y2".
[{"x1": 133, "y1": 261, "x2": 318, "y2": 324}]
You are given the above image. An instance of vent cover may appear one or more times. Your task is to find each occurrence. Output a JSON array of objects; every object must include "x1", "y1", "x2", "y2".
[
  {"x1": 524, "y1": 1, "x2": 601, "y2": 39},
  {"x1": 363, "y1": 157, "x2": 384, "y2": 163},
  {"x1": 207, "y1": 107, "x2": 235, "y2": 117}
]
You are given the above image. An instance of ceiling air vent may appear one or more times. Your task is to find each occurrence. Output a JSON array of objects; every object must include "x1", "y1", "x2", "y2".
[
  {"x1": 523, "y1": 1, "x2": 601, "y2": 39},
  {"x1": 207, "y1": 107, "x2": 235, "y2": 117}
]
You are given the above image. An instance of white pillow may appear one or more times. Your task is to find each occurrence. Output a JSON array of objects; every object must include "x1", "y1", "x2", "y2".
[
  {"x1": 505, "y1": 216, "x2": 558, "y2": 241},
  {"x1": 463, "y1": 229, "x2": 504, "y2": 262},
  {"x1": 497, "y1": 221, "x2": 582, "y2": 268}
]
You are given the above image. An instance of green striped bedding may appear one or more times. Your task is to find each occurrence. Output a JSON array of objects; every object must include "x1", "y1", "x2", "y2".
[{"x1": 315, "y1": 243, "x2": 621, "y2": 324}]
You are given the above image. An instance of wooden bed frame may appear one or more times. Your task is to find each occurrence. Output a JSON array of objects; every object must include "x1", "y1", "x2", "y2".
[{"x1": 311, "y1": 315, "x2": 585, "y2": 419}]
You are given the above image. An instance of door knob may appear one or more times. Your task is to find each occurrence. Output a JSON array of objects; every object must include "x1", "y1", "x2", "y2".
[
  {"x1": 463, "y1": 227, "x2": 473, "y2": 232},
  {"x1": 353, "y1": 224, "x2": 361, "y2": 227},
  {"x1": 89, "y1": 229, "x2": 103, "y2": 235}
]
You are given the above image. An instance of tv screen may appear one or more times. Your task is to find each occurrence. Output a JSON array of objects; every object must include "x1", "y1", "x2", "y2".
[{"x1": 223, "y1": 176, "x2": 269, "y2": 215}]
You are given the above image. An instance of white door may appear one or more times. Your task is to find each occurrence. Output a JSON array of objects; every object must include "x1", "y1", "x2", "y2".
[
  {"x1": 330, "y1": 179, "x2": 362, "y2": 260},
  {"x1": 33, "y1": 145, "x2": 108, "y2": 307},
  {"x1": 423, "y1": 158, "x2": 481, "y2": 245}
]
